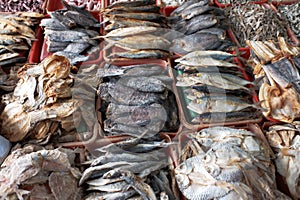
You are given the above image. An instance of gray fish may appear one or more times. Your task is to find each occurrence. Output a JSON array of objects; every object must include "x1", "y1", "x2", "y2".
[
  {"x1": 63, "y1": 42, "x2": 90, "y2": 54},
  {"x1": 40, "y1": 18, "x2": 68, "y2": 30},
  {"x1": 117, "y1": 76, "x2": 167, "y2": 93},
  {"x1": 44, "y1": 29, "x2": 89, "y2": 42},
  {"x1": 0, "y1": 56, "x2": 26, "y2": 66},
  {"x1": 171, "y1": 33, "x2": 221, "y2": 53},
  {"x1": 63, "y1": 10, "x2": 99, "y2": 27},
  {"x1": 103, "y1": 118, "x2": 165, "y2": 137},
  {"x1": 0, "y1": 135, "x2": 11, "y2": 165},
  {"x1": 185, "y1": 14, "x2": 218, "y2": 35},
  {"x1": 104, "y1": 12, "x2": 165, "y2": 22},
  {"x1": 181, "y1": 5, "x2": 213, "y2": 20},
  {"x1": 85, "y1": 190, "x2": 137, "y2": 200},
  {"x1": 191, "y1": 109, "x2": 261, "y2": 123},
  {"x1": 106, "y1": 103, "x2": 164, "y2": 119},
  {"x1": 108, "y1": 50, "x2": 170, "y2": 59},
  {"x1": 197, "y1": 27, "x2": 227, "y2": 40},
  {"x1": 108, "y1": 82, "x2": 168, "y2": 105},
  {"x1": 54, "y1": 51, "x2": 89, "y2": 64},
  {"x1": 49, "y1": 11, "x2": 76, "y2": 28},
  {"x1": 106, "y1": 0, "x2": 156, "y2": 8},
  {"x1": 122, "y1": 64, "x2": 163, "y2": 77},
  {"x1": 181, "y1": 0, "x2": 210, "y2": 13},
  {"x1": 104, "y1": 5, "x2": 160, "y2": 14},
  {"x1": 87, "y1": 180, "x2": 128, "y2": 192},
  {"x1": 170, "y1": 0, "x2": 199, "y2": 16}
]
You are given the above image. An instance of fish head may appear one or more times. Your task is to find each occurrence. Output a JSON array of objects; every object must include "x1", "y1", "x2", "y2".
[
  {"x1": 170, "y1": 39, "x2": 188, "y2": 55},
  {"x1": 175, "y1": 173, "x2": 190, "y2": 189}
]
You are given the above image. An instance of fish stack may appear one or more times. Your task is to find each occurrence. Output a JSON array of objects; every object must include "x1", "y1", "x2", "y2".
[
  {"x1": 0, "y1": 145, "x2": 82, "y2": 199},
  {"x1": 97, "y1": 63, "x2": 180, "y2": 138},
  {"x1": 174, "y1": 50, "x2": 260, "y2": 124},
  {"x1": 0, "y1": 55, "x2": 82, "y2": 143},
  {"x1": 278, "y1": 2, "x2": 300, "y2": 39},
  {"x1": 226, "y1": 3, "x2": 289, "y2": 47},
  {"x1": 63, "y1": 0, "x2": 102, "y2": 11},
  {"x1": 217, "y1": 0, "x2": 264, "y2": 4},
  {"x1": 101, "y1": 0, "x2": 171, "y2": 61},
  {"x1": 0, "y1": 13, "x2": 43, "y2": 67},
  {"x1": 0, "y1": 0, "x2": 46, "y2": 13},
  {"x1": 168, "y1": 0, "x2": 235, "y2": 54},
  {"x1": 247, "y1": 37, "x2": 300, "y2": 122},
  {"x1": 40, "y1": 1, "x2": 100, "y2": 65},
  {"x1": 80, "y1": 136, "x2": 179, "y2": 199},
  {"x1": 265, "y1": 123, "x2": 300, "y2": 200},
  {"x1": 175, "y1": 126, "x2": 291, "y2": 200}
]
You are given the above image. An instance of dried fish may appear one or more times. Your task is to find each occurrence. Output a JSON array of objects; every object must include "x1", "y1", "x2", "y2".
[
  {"x1": 249, "y1": 38, "x2": 300, "y2": 122},
  {"x1": 176, "y1": 127, "x2": 291, "y2": 200},
  {"x1": 278, "y1": 2, "x2": 300, "y2": 38},
  {"x1": 265, "y1": 123, "x2": 300, "y2": 200},
  {"x1": 226, "y1": 4, "x2": 289, "y2": 46},
  {"x1": 41, "y1": 3, "x2": 100, "y2": 64},
  {"x1": 0, "y1": 147, "x2": 82, "y2": 199}
]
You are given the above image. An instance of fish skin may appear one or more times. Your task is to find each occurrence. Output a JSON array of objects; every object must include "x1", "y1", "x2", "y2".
[
  {"x1": 54, "y1": 51, "x2": 89, "y2": 65},
  {"x1": 104, "y1": 12, "x2": 165, "y2": 22},
  {"x1": 187, "y1": 96, "x2": 257, "y2": 114},
  {"x1": 105, "y1": 34, "x2": 171, "y2": 51},
  {"x1": 176, "y1": 50, "x2": 234, "y2": 61},
  {"x1": 191, "y1": 84, "x2": 250, "y2": 95},
  {"x1": 117, "y1": 76, "x2": 167, "y2": 93},
  {"x1": 197, "y1": 27, "x2": 227, "y2": 40},
  {"x1": 170, "y1": 0, "x2": 198, "y2": 16},
  {"x1": 0, "y1": 35, "x2": 23, "y2": 45},
  {"x1": 104, "y1": 5, "x2": 161, "y2": 14},
  {"x1": 185, "y1": 15, "x2": 218, "y2": 35},
  {"x1": 191, "y1": 108, "x2": 261, "y2": 123},
  {"x1": 108, "y1": 82, "x2": 168, "y2": 105},
  {"x1": 0, "y1": 56, "x2": 26, "y2": 66},
  {"x1": 63, "y1": 10, "x2": 99, "y2": 27},
  {"x1": 171, "y1": 33, "x2": 222, "y2": 53},
  {"x1": 87, "y1": 180, "x2": 128, "y2": 192},
  {"x1": 44, "y1": 29, "x2": 89, "y2": 42},
  {"x1": 106, "y1": 103, "x2": 163, "y2": 119},
  {"x1": 122, "y1": 64, "x2": 163, "y2": 77},
  {"x1": 175, "y1": 55, "x2": 238, "y2": 68},
  {"x1": 49, "y1": 11, "x2": 76, "y2": 28},
  {"x1": 63, "y1": 42, "x2": 90, "y2": 54},
  {"x1": 40, "y1": 18, "x2": 68, "y2": 30},
  {"x1": 104, "y1": 18, "x2": 163, "y2": 32},
  {"x1": 103, "y1": 118, "x2": 165, "y2": 137},
  {"x1": 0, "y1": 52, "x2": 19, "y2": 62},
  {"x1": 108, "y1": 49, "x2": 169, "y2": 59},
  {"x1": 181, "y1": 5, "x2": 213, "y2": 20},
  {"x1": 100, "y1": 26, "x2": 157, "y2": 38},
  {"x1": 106, "y1": 0, "x2": 156, "y2": 8}
]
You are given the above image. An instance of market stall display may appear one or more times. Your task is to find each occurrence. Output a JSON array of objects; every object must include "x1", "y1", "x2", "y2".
[{"x1": 1, "y1": 0, "x2": 300, "y2": 199}]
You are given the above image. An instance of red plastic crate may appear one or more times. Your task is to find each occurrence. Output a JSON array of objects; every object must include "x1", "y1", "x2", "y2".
[{"x1": 28, "y1": 26, "x2": 44, "y2": 64}]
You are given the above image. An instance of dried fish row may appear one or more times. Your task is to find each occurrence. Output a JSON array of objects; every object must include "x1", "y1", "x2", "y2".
[
  {"x1": 40, "y1": 1, "x2": 100, "y2": 65},
  {"x1": 81, "y1": 136, "x2": 179, "y2": 199},
  {"x1": 247, "y1": 37, "x2": 300, "y2": 122},
  {"x1": 63, "y1": 0, "x2": 102, "y2": 11},
  {"x1": 0, "y1": 145, "x2": 82, "y2": 199},
  {"x1": 217, "y1": 0, "x2": 264, "y2": 4},
  {"x1": 101, "y1": 0, "x2": 171, "y2": 61},
  {"x1": 0, "y1": 55, "x2": 83, "y2": 143},
  {"x1": 0, "y1": 0, "x2": 46, "y2": 13},
  {"x1": 278, "y1": 2, "x2": 300, "y2": 38},
  {"x1": 168, "y1": 0, "x2": 236, "y2": 54},
  {"x1": 265, "y1": 122, "x2": 300, "y2": 200},
  {"x1": 0, "y1": 13, "x2": 43, "y2": 67},
  {"x1": 174, "y1": 50, "x2": 261, "y2": 123},
  {"x1": 97, "y1": 63, "x2": 180, "y2": 138},
  {"x1": 176, "y1": 126, "x2": 291, "y2": 200},
  {"x1": 226, "y1": 3, "x2": 289, "y2": 47}
]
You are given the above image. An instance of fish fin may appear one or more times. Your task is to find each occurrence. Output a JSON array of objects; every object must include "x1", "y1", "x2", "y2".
[
  {"x1": 252, "y1": 100, "x2": 268, "y2": 112},
  {"x1": 252, "y1": 76, "x2": 265, "y2": 89}
]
